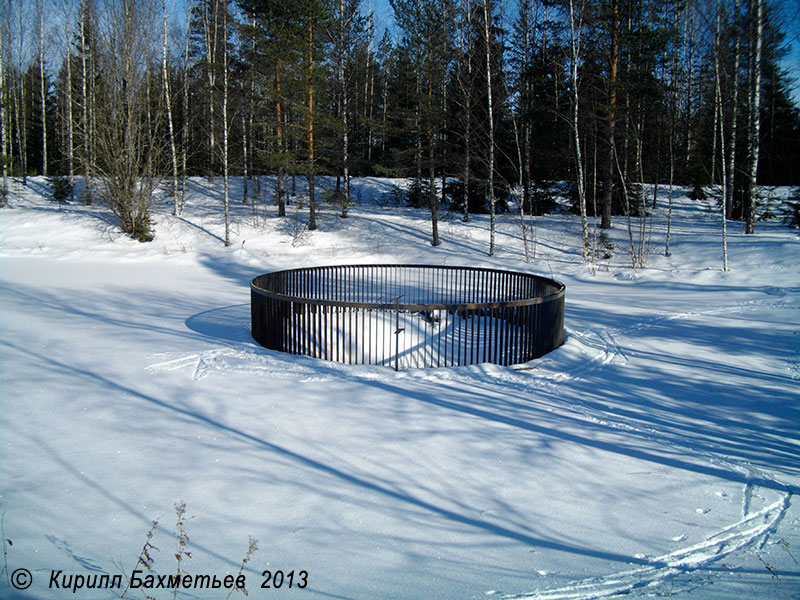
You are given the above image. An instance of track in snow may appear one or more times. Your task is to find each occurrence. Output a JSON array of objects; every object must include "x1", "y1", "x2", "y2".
[{"x1": 502, "y1": 490, "x2": 791, "y2": 599}]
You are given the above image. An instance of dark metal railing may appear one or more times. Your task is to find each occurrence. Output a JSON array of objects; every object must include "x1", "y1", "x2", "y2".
[{"x1": 251, "y1": 265, "x2": 565, "y2": 370}]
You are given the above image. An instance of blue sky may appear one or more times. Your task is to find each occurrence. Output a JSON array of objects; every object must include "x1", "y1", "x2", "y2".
[{"x1": 370, "y1": 0, "x2": 799, "y2": 107}]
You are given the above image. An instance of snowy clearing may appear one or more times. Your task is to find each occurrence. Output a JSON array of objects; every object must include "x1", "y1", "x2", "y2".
[{"x1": 1, "y1": 177, "x2": 798, "y2": 599}]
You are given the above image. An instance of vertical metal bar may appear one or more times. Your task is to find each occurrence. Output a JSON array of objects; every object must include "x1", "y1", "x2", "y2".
[
  {"x1": 441, "y1": 306, "x2": 447, "y2": 368},
  {"x1": 394, "y1": 296, "x2": 402, "y2": 371}
]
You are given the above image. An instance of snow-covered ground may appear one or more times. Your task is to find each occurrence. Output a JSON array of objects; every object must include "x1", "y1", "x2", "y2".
[{"x1": 1, "y1": 176, "x2": 798, "y2": 599}]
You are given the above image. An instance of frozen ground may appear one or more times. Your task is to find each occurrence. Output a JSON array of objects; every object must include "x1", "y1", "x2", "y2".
[{"x1": 1, "y1": 176, "x2": 798, "y2": 599}]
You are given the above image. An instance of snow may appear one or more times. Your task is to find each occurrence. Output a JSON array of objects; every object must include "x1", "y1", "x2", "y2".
[{"x1": 1, "y1": 176, "x2": 798, "y2": 599}]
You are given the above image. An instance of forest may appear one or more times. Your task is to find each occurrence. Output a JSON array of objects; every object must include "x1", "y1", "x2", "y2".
[{"x1": 1, "y1": 0, "x2": 798, "y2": 250}]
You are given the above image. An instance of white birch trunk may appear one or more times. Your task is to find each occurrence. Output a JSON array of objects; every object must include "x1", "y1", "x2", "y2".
[
  {"x1": 569, "y1": 0, "x2": 589, "y2": 260},
  {"x1": 241, "y1": 112, "x2": 248, "y2": 203},
  {"x1": 203, "y1": 1, "x2": 218, "y2": 180},
  {"x1": 39, "y1": 0, "x2": 47, "y2": 176},
  {"x1": 182, "y1": 5, "x2": 190, "y2": 214},
  {"x1": 80, "y1": 11, "x2": 91, "y2": 203},
  {"x1": 714, "y1": 2, "x2": 729, "y2": 271},
  {"x1": 0, "y1": 27, "x2": 7, "y2": 206},
  {"x1": 745, "y1": 0, "x2": 762, "y2": 234},
  {"x1": 222, "y1": 6, "x2": 230, "y2": 246},
  {"x1": 15, "y1": 71, "x2": 27, "y2": 185},
  {"x1": 338, "y1": 0, "x2": 350, "y2": 218},
  {"x1": 725, "y1": 0, "x2": 740, "y2": 219},
  {"x1": 162, "y1": 0, "x2": 179, "y2": 216},
  {"x1": 483, "y1": 0, "x2": 496, "y2": 256},
  {"x1": 64, "y1": 1, "x2": 74, "y2": 201},
  {"x1": 459, "y1": 0, "x2": 473, "y2": 223}
]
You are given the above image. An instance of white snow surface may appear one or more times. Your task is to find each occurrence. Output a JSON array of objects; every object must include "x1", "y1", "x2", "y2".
[{"x1": 1, "y1": 176, "x2": 798, "y2": 599}]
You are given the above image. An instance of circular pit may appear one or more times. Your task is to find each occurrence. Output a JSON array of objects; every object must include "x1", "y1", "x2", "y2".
[{"x1": 251, "y1": 264, "x2": 565, "y2": 370}]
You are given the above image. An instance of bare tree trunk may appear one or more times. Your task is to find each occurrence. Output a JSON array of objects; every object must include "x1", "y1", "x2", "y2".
[
  {"x1": 714, "y1": 0, "x2": 729, "y2": 271},
  {"x1": 569, "y1": 0, "x2": 589, "y2": 260},
  {"x1": 725, "y1": 0, "x2": 740, "y2": 220},
  {"x1": 343, "y1": 85, "x2": 350, "y2": 218},
  {"x1": 240, "y1": 15, "x2": 253, "y2": 205},
  {"x1": 307, "y1": 1, "x2": 317, "y2": 231},
  {"x1": 248, "y1": 17, "x2": 256, "y2": 200},
  {"x1": 275, "y1": 63, "x2": 286, "y2": 216},
  {"x1": 64, "y1": 1, "x2": 74, "y2": 201},
  {"x1": 181, "y1": 4, "x2": 190, "y2": 214},
  {"x1": 745, "y1": 0, "x2": 762, "y2": 234},
  {"x1": 14, "y1": 72, "x2": 26, "y2": 185},
  {"x1": 162, "y1": 0, "x2": 179, "y2": 215},
  {"x1": 39, "y1": 0, "x2": 47, "y2": 176},
  {"x1": 338, "y1": 0, "x2": 351, "y2": 218},
  {"x1": 683, "y1": 2, "x2": 696, "y2": 174},
  {"x1": 601, "y1": 0, "x2": 619, "y2": 230},
  {"x1": 459, "y1": 0, "x2": 473, "y2": 223},
  {"x1": 222, "y1": 6, "x2": 230, "y2": 246},
  {"x1": 614, "y1": 146, "x2": 637, "y2": 269},
  {"x1": 711, "y1": 74, "x2": 718, "y2": 185},
  {"x1": 665, "y1": 20, "x2": 680, "y2": 258},
  {"x1": 241, "y1": 112, "x2": 248, "y2": 203},
  {"x1": 381, "y1": 63, "x2": 388, "y2": 157},
  {"x1": 483, "y1": 0, "x2": 496, "y2": 256},
  {"x1": 366, "y1": 11, "x2": 375, "y2": 163},
  {"x1": 428, "y1": 75, "x2": 440, "y2": 246},
  {"x1": 0, "y1": 26, "x2": 7, "y2": 207},
  {"x1": 80, "y1": 10, "x2": 91, "y2": 203},
  {"x1": 513, "y1": 117, "x2": 531, "y2": 263},
  {"x1": 636, "y1": 114, "x2": 650, "y2": 267},
  {"x1": 665, "y1": 132, "x2": 674, "y2": 257},
  {"x1": 203, "y1": 0, "x2": 219, "y2": 181}
]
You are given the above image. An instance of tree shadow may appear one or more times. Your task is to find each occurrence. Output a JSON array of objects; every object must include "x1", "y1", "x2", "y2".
[{"x1": 185, "y1": 304, "x2": 252, "y2": 344}]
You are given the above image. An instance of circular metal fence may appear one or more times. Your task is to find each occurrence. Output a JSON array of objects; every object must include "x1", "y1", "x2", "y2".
[{"x1": 251, "y1": 265, "x2": 565, "y2": 370}]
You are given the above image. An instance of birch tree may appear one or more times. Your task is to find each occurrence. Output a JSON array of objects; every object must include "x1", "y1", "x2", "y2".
[
  {"x1": 62, "y1": 0, "x2": 75, "y2": 201},
  {"x1": 93, "y1": 0, "x2": 163, "y2": 241},
  {"x1": 181, "y1": 5, "x2": 191, "y2": 213},
  {"x1": 456, "y1": 0, "x2": 475, "y2": 222},
  {"x1": 601, "y1": 0, "x2": 620, "y2": 230},
  {"x1": 568, "y1": 0, "x2": 589, "y2": 260},
  {"x1": 162, "y1": 0, "x2": 179, "y2": 216},
  {"x1": 0, "y1": 10, "x2": 7, "y2": 207},
  {"x1": 38, "y1": 0, "x2": 47, "y2": 176},
  {"x1": 79, "y1": 0, "x2": 94, "y2": 203},
  {"x1": 724, "y1": 0, "x2": 741, "y2": 220},
  {"x1": 13, "y1": 0, "x2": 28, "y2": 185},
  {"x1": 305, "y1": 0, "x2": 319, "y2": 231},
  {"x1": 197, "y1": 0, "x2": 222, "y2": 180},
  {"x1": 714, "y1": 0, "x2": 729, "y2": 270},
  {"x1": 332, "y1": 0, "x2": 363, "y2": 218},
  {"x1": 483, "y1": 0, "x2": 496, "y2": 255},
  {"x1": 161, "y1": 0, "x2": 179, "y2": 216},
  {"x1": 221, "y1": 3, "x2": 230, "y2": 245},
  {"x1": 745, "y1": 0, "x2": 762, "y2": 234}
]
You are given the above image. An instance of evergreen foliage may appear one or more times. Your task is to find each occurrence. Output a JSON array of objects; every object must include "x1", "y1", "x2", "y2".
[{"x1": 0, "y1": 0, "x2": 798, "y2": 244}]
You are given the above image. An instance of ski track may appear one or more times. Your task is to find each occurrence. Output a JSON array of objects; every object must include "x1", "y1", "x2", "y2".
[
  {"x1": 501, "y1": 492, "x2": 791, "y2": 600},
  {"x1": 143, "y1": 296, "x2": 797, "y2": 597}
]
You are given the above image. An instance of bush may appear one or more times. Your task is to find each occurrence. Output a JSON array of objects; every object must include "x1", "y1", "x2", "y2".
[
  {"x1": 690, "y1": 184, "x2": 707, "y2": 200},
  {"x1": 568, "y1": 180, "x2": 645, "y2": 217},
  {"x1": 445, "y1": 180, "x2": 509, "y2": 215},
  {"x1": 48, "y1": 174, "x2": 73, "y2": 204},
  {"x1": 782, "y1": 188, "x2": 800, "y2": 228},
  {"x1": 406, "y1": 178, "x2": 432, "y2": 209},
  {"x1": 525, "y1": 182, "x2": 560, "y2": 215},
  {"x1": 323, "y1": 186, "x2": 353, "y2": 217}
]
